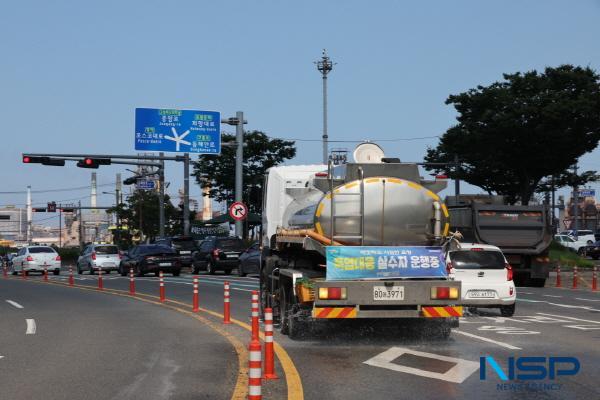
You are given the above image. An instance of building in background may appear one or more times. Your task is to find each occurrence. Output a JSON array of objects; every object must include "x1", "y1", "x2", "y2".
[{"x1": 0, "y1": 207, "x2": 27, "y2": 242}]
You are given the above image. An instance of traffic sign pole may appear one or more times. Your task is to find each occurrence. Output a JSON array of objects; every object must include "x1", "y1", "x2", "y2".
[{"x1": 235, "y1": 111, "x2": 244, "y2": 239}]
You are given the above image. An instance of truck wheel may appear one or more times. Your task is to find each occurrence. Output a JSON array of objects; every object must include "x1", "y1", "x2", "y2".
[{"x1": 500, "y1": 304, "x2": 515, "y2": 317}]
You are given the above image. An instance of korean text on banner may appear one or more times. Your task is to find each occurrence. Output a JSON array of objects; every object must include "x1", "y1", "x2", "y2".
[{"x1": 326, "y1": 246, "x2": 447, "y2": 281}]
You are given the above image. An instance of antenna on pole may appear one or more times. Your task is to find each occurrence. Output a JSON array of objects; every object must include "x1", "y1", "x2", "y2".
[{"x1": 315, "y1": 49, "x2": 335, "y2": 164}]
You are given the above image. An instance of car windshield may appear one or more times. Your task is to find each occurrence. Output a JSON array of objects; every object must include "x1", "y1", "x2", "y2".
[
  {"x1": 29, "y1": 247, "x2": 56, "y2": 254},
  {"x1": 138, "y1": 245, "x2": 175, "y2": 255},
  {"x1": 95, "y1": 246, "x2": 119, "y2": 255},
  {"x1": 171, "y1": 239, "x2": 197, "y2": 250},
  {"x1": 216, "y1": 238, "x2": 245, "y2": 250},
  {"x1": 450, "y1": 250, "x2": 505, "y2": 270}
]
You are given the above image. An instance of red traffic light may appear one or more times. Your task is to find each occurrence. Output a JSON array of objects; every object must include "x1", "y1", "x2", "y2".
[
  {"x1": 23, "y1": 156, "x2": 31, "y2": 163},
  {"x1": 85, "y1": 158, "x2": 93, "y2": 165}
]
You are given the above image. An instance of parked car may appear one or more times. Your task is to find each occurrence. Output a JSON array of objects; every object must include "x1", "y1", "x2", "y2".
[
  {"x1": 560, "y1": 230, "x2": 596, "y2": 245},
  {"x1": 77, "y1": 244, "x2": 121, "y2": 274},
  {"x1": 238, "y1": 242, "x2": 260, "y2": 277},
  {"x1": 119, "y1": 244, "x2": 181, "y2": 277},
  {"x1": 154, "y1": 236, "x2": 197, "y2": 268},
  {"x1": 446, "y1": 243, "x2": 516, "y2": 317},
  {"x1": 192, "y1": 237, "x2": 245, "y2": 275},
  {"x1": 581, "y1": 240, "x2": 600, "y2": 260},
  {"x1": 11, "y1": 246, "x2": 61, "y2": 275},
  {"x1": 554, "y1": 234, "x2": 588, "y2": 254}
]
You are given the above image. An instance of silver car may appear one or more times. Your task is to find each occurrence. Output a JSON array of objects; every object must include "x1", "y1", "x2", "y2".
[{"x1": 77, "y1": 244, "x2": 121, "y2": 274}]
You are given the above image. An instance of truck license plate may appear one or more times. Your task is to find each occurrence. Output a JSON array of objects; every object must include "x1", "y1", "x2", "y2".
[
  {"x1": 373, "y1": 286, "x2": 404, "y2": 301},
  {"x1": 468, "y1": 290, "x2": 495, "y2": 298}
]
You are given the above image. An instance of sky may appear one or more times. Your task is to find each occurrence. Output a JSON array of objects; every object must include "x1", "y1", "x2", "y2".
[{"x1": 1, "y1": 0, "x2": 600, "y2": 226}]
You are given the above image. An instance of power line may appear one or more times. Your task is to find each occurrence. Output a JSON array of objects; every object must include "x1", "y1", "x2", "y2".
[{"x1": 0, "y1": 183, "x2": 114, "y2": 195}]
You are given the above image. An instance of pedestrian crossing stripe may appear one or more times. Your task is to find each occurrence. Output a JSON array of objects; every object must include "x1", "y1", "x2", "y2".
[
  {"x1": 422, "y1": 306, "x2": 462, "y2": 318},
  {"x1": 313, "y1": 307, "x2": 357, "y2": 318}
]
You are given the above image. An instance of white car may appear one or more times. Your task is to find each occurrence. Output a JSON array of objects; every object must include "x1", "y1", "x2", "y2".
[
  {"x1": 560, "y1": 230, "x2": 596, "y2": 245},
  {"x1": 554, "y1": 234, "x2": 588, "y2": 254},
  {"x1": 11, "y1": 246, "x2": 61, "y2": 275},
  {"x1": 446, "y1": 243, "x2": 516, "y2": 317}
]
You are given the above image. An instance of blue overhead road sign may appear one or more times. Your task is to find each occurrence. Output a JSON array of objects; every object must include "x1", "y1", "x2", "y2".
[
  {"x1": 135, "y1": 108, "x2": 221, "y2": 154},
  {"x1": 136, "y1": 179, "x2": 156, "y2": 190}
]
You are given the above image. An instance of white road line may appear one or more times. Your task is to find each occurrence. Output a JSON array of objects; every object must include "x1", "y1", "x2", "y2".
[
  {"x1": 453, "y1": 329, "x2": 522, "y2": 350},
  {"x1": 542, "y1": 295, "x2": 563, "y2": 298},
  {"x1": 26, "y1": 319, "x2": 36, "y2": 334},
  {"x1": 518, "y1": 298, "x2": 600, "y2": 312},
  {"x1": 537, "y1": 313, "x2": 600, "y2": 325},
  {"x1": 575, "y1": 298, "x2": 600, "y2": 302},
  {"x1": 6, "y1": 300, "x2": 24, "y2": 309}
]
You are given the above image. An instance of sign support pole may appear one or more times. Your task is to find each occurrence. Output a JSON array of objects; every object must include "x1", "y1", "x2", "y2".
[
  {"x1": 235, "y1": 111, "x2": 244, "y2": 239},
  {"x1": 159, "y1": 152, "x2": 165, "y2": 238},
  {"x1": 183, "y1": 153, "x2": 190, "y2": 236}
]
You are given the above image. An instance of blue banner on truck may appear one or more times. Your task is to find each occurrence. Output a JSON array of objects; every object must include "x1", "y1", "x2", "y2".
[{"x1": 326, "y1": 246, "x2": 447, "y2": 281}]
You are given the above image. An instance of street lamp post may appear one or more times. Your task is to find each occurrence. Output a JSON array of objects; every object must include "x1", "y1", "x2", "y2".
[{"x1": 315, "y1": 49, "x2": 335, "y2": 164}]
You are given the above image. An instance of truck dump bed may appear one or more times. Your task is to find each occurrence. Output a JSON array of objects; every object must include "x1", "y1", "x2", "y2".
[{"x1": 446, "y1": 197, "x2": 552, "y2": 255}]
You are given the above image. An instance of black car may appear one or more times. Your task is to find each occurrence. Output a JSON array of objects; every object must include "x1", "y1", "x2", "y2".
[
  {"x1": 154, "y1": 236, "x2": 198, "y2": 268},
  {"x1": 119, "y1": 244, "x2": 182, "y2": 277},
  {"x1": 238, "y1": 242, "x2": 260, "y2": 277},
  {"x1": 192, "y1": 237, "x2": 245, "y2": 275},
  {"x1": 583, "y1": 240, "x2": 600, "y2": 260}
]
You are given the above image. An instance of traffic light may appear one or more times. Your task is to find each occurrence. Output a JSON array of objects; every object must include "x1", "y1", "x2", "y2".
[
  {"x1": 61, "y1": 208, "x2": 75, "y2": 213},
  {"x1": 76, "y1": 158, "x2": 111, "y2": 169},
  {"x1": 22, "y1": 156, "x2": 65, "y2": 166},
  {"x1": 32, "y1": 207, "x2": 47, "y2": 212},
  {"x1": 123, "y1": 176, "x2": 138, "y2": 185},
  {"x1": 47, "y1": 202, "x2": 57, "y2": 212}
]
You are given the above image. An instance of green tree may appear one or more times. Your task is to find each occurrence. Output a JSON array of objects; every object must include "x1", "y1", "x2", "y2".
[
  {"x1": 425, "y1": 65, "x2": 600, "y2": 204},
  {"x1": 107, "y1": 191, "x2": 182, "y2": 245},
  {"x1": 192, "y1": 131, "x2": 296, "y2": 213}
]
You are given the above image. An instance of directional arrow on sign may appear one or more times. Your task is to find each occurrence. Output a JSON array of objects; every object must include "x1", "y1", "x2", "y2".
[{"x1": 164, "y1": 127, "x2": 191, "y2": 151}]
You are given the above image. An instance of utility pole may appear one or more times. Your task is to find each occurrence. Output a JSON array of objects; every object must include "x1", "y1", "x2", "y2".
[
  {"x1": 159, "y1": 152, "x2": 165, "y2": 238},
  {"x1": 453, "y1": 154, "x2": 460, "y2": 197},
  {"x1": 59, "y1": 206, "x2": 62, "y2": 248},
  {"x1": 183, "y1": 152, "x2": 190, "y2": 236},
  {"x1": 573, "y1": 164, "x2": 579, "y2": 238},
  {"x1": 315, "y1": 49, "x2": 334, "y2": 164},
  {"x1": 78, "y1": 200, "x2": 84, "y2": 247},
  {"x1": 221, "y1": 112, "x2": 247, "y2": 239},
  {"x1": 235, "y1": 111, "x2": 244, "y2": 239},
  {"x1": 115, "y1": 173, "x2": 121, "y2": 244},
  {"x1": 26, "y1": 186, "x2": 32, "y2": 244}
]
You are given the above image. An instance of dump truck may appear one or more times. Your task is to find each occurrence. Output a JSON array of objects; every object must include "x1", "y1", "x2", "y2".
[
  {"x1": 445, "y1": 195, "x2": 553, "y2": 287},
  {"x1": 259, "y1": 143, "x2": 463, "y2": 339}
]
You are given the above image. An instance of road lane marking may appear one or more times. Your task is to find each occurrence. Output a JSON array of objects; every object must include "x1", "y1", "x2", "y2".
[
  {"x1": 363, "y1": 347, "x2": 480, "y2": 383},
  {"x1": 26, "y1": 319, "x2": 36, "y2": 334},
  {"x1": 24, "y1": 273, "x2": 303, "y2": 400},
  {"x1": 519, "y1": 299, "x2": 600, "y2": 312},
  {"x1": 575, "y1": 298, "x2": 600, "y2": 302},
  {"x1": 453, "y1": 330, "x2": 521, "y2": 350},
  {"x1": 6, "y1": 300, "x2": 24, "y2": 309},
  {"x1": 542, "y1": 295, "x2": 563, "y2": 298},
  {"x1": 563, "y1": 325, "x2": 600, "y2": 331},
  {"x1": 537, "y1": 313, "x2": 600, "y2": 324},
  {"x1": 482, "y1": 317, "x2": 529, "y2": 324},
  {"x1": 477, "y1": 325, "x2": 539, "y2": 335}
]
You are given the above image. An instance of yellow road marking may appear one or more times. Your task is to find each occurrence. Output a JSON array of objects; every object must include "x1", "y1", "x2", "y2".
[
  {"x1": 344, "y1": 182, "x2": 358, "y2": 189},
  {"x1": 17, "y1": 278, "x2": 304, "y2": 400},
  {"x1": 365, "y1": 178, "x2": 380, "y2": 183},
  {"x1": 388, "y1": 178, "x2": 403, "y2": 184}
]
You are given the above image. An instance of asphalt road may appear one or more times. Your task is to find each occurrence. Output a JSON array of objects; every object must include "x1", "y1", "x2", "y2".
[{"x1": 2, "y1": 269, "x2": 599, "y2": 399}]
